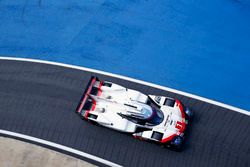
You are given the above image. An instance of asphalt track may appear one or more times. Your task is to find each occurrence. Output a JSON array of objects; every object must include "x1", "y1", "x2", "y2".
[{"x1": 0, "y1": 59, "x2": 249, "y2": 167}]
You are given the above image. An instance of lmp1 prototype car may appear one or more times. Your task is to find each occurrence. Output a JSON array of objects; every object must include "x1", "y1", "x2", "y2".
[{"x1": 76, "y1": 77, "x2": 193, "y2": 150}]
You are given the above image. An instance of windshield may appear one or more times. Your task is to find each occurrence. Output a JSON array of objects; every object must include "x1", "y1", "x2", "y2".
[{"x1": 146, "y1": 107, "x2": 164, "y2": 125}]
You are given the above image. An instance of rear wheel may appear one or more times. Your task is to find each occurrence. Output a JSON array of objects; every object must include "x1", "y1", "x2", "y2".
[{"x1": 80, "y1": 110, "x2": 86, "y2": 119}]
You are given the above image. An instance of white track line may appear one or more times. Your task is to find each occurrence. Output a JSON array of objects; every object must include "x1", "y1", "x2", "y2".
[
  {"x1": 0, "y1": 129, "x2": 122, "y2": 167},
  {"x1": 0, "y1": 56, "x2": 249, "y2": 116}
]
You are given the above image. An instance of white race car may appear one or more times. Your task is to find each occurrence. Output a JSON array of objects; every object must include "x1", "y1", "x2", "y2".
[{"x1": 76, "y1": 77, "x2": 193, "y2": 149}]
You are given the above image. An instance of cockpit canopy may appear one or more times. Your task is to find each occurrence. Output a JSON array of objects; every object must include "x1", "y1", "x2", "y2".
[
  {"x1": 123, "y1": 105, "x2": 164, "y2": 126},
  {"x1": 145, "y1": 106, "x2": 164, "y2": 125}
]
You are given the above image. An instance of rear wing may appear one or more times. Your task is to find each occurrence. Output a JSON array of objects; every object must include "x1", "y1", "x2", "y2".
[{"x1": 76, "y1": 76, "x2": 102, "y2": 113}]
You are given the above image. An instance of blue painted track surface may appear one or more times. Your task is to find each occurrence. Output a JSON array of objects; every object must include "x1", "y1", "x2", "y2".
[{"x1": 0, "y1": 0, "x2": 250, "y2": 110}]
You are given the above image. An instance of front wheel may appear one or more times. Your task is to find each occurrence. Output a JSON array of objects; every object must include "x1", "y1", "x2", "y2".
[
  {"x1": 170, "y1": 136, "x2": 183, "y2": 150},
  {"x1": 184, "y1": 107, "x2": 194, "y2": 120}
]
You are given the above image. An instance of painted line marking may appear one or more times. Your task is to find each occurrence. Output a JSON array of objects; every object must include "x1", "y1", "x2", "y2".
[
  {"x1": 0, "y1": 56, "x2": 249, "y2": 116},
  {"x1": 0, "y1": 129, "x2": 122, "y2": 167}
]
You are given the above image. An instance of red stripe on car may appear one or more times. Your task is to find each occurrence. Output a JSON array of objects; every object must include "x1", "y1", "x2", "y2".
[
  {"x1": 175, "y1": 100, "x2": 185, "y2": 119},
  {"x1": 97, "y1": 81, "x2": 103, "y2": 96},
  {"x1": 161, "y1": 134, "x2": 177, "y2": 143}
]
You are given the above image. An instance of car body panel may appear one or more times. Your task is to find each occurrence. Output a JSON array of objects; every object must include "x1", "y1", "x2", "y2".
[{"x1": 76, "y1": 77, "x2": 193, "y2": 149}]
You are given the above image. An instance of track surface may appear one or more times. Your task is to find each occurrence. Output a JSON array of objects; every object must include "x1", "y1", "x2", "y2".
[{"x1": 0, "y1": 60, "x2": 249, "y2": 167}]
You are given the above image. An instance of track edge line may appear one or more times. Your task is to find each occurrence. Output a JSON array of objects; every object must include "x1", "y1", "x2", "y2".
[{"x1": 0, "y1": 56, "x2": 249, "y2": 116}]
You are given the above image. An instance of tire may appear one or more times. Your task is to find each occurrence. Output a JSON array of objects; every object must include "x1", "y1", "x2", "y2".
[
  {"x1": 171, "y1": 136, "x2": 183, "y2": 150},
  {"x1": 184, "y1": 107, "x2": 194, "y2": 120},
  {"x1": 80, "y1": 110, "x2": 86, "y2": 119}
]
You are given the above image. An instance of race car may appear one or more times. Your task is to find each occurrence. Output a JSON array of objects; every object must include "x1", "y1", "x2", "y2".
[{"x1": 76, "y1": 76, "x2": 193, "y2": 150}]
